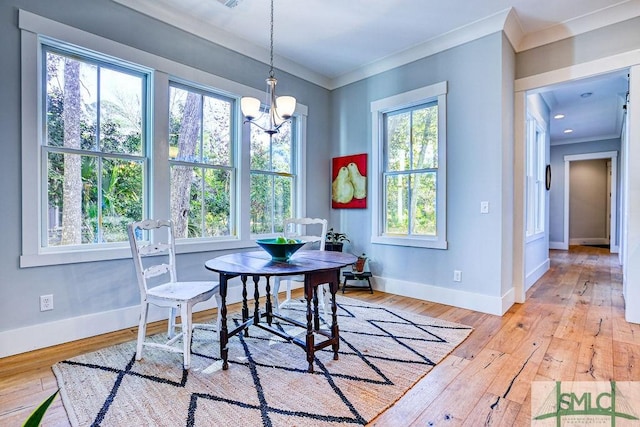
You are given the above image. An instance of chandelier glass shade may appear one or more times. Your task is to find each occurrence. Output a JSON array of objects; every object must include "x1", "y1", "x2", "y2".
[{"x1": 241, "y1": 0, "x2": 296, "y2": 135}]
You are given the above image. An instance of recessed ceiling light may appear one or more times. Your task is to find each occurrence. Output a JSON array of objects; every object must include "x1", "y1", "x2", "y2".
[
  {"x1": 580, "y1": 92, "x2": 593, "y2": 98},
  {"x1": 564, "y1": 129, "x2": 573, "y2": 134},
  {"x1": 554, "y1": 114, "x2": 565, "y2": 119}
]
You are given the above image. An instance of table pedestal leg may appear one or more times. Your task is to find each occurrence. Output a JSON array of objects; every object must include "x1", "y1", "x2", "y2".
[
  {"x1": 313, "y1": 285, "x2": 320, "y2": 331},
  {"x1": 253, "y1": 275, "x2": 260, "y2": 326},
  {"x1": 265, "y1": 275, "x2": 273, "y2": 326},
  {"x1": 305, "y1": 279, "x2": 315, "y2": 373},
  {"x1": 331, "y1": 272, "x2": 340, "y2": 360},
  {"x1": 241, "y1": 276, "x2": 249, "y2": 337},
  {"x1": 219, "y1": 274, "x2": 229, "y2": 370}
]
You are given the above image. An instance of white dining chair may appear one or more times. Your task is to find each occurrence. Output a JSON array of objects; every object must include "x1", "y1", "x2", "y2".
[
  {"x1": 128, "y1": 219, "x2": 221, "y2": 369},
  {"x1": 271, "y1": 217, "x2": 330, "y2": 316}
]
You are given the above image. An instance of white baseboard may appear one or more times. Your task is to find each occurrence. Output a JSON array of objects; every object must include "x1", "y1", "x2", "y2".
[
  {"x1": 549, "y1": 241, "x2": 566, "y2": 250},
  {"x1": 549, "y1": 240, "x2": 618, "y2": 253},
  {"x1": 569, "y1": 237, "x2": 609, "y2": 245},
  {"x1": 371, "y1": 275, "x2": 513, "y2": 316},
  {"x1": 2, "y1": 273, "x2": 520, "y2": 357},
  {"x1": 0, "y1": 277, "x2": 302, "y2": 358},
  {"x1": 525, "y1": 258, "x2": 550, "y2": 291}
]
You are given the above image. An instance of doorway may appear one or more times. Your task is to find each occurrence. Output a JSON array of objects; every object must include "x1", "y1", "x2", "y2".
[
  {"x1": 564, "y1": 153, "x2": 618, "y2": 252},
  {"x1": 514, "y1": 65, "x2": 634, "y2": 305}
]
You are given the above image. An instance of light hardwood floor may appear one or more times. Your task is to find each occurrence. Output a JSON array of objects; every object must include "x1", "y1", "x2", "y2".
[{"x1": 1, "y1": 246, "x2": 638, "y2": 426}]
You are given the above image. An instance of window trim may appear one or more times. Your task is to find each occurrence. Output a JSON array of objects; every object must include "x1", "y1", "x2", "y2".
[
  {"x1": 370, "y1": 81, "x2": 448, "y2": 249},
  {"x1": 525, "y1": 112, "x2": 547, "y2": 241},
  {"x1": 19, "y1": 10, "x2": 308, "y2": 267},
  {"x1": 167, "y1": 81, "x2": 238, "y2": 240},
  {"x1": 248, "y1": 116, "x2": 299, "y2": 237},
  {"x1": 40, "y1": 43, "x2": 152, "y2": 251}
]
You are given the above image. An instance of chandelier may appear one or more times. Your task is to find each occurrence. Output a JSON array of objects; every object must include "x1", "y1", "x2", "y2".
[{"x1": 240, "y1": 0, "x2": 296, "y2": 135}]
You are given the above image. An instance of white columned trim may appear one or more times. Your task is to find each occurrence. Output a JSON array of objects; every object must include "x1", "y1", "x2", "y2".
[
  {"x1": 625, "y1": 65, "x2": 640, "y2": 323},
  {"x1": 513, "y1": 91, "x2": 527, "y2": 303}
]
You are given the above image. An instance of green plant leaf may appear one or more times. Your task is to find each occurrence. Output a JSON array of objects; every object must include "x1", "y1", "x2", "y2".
[{"x1": 22, "y1": 390, "x2": 59, "y2": 427}]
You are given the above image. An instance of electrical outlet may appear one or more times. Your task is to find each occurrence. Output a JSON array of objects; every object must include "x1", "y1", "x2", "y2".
[
  {"x1": 40, "y1": 294, "x2": 54, "y2": 311},
  {"x1": 453, "y1": 270, "x2": 462, "y2": 282}
]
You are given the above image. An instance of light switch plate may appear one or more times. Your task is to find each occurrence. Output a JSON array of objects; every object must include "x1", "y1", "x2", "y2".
[{"x1": 480, "y1": 201, "x2": 489, "y2": 214}]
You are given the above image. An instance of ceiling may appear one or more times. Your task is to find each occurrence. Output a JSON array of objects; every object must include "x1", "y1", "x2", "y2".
[
  {"x1": 538, "y1": 70, "x2": 629, "y2": 145},
  {"x1": 113, "y1": 0, "x2": 637, "y2": 143}
]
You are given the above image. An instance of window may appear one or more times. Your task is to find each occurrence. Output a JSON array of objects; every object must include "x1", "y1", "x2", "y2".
[
  {"x1": 526, "y1": 114, "x2": 546, "y2": 237},
  {"x1": 43, "y1": 45, "x2": 148, "y2": 248},
  {"x1": 20, "y1": 11, "x2": 307, "y2": 267},
  {"x1": 371, "y1": 82, "x2": 447, "y2": 249},
  {"x1": 249, "y1": 117, "x2": 296, "y2": 235},
  {"x1": 169, "y1": 83, "x2": 235, "y2": 239}
]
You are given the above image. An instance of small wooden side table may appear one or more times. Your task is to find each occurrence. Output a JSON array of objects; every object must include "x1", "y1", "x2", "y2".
[{"x1": 341, "y1": 271, "x2": 373, "y2": 294}]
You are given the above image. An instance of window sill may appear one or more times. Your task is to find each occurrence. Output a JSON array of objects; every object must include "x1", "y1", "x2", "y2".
[
  {"x1": 525, "y1": 231, "x2": 545, "y2": 244},
  {"x1": 20, "y1": 239, "x2": 258, "y2": 268},
  {"x1": 371, "y1": 235, "x2": 448, "y2": 250}
]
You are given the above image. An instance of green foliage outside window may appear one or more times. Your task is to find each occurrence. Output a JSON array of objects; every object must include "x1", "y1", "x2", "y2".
[
  {"x1": 249, "y1": 119, "x2": 294, "y2": 235},
  {"x1": 384, "y1": 103, "x2": 438, "y2": 236},
  {"x1": 169, "y1": 86, "x2": 233, "y2": 239},
  {"x1": 44, "y1": 45, "x2": 296, "y2": 248},
  {"x1": 45, "y1": 50, "x2": 144, "y2": 246}
]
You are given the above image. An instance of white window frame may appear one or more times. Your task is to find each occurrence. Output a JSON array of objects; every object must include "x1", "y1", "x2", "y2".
[
  {"x1": 525, "y1": 113, "x2": 546, "y2": 239},
  {"x1": 39, "y1": 41, "x2": 152, "y2": 250},
  {"x1": 167, "y1": 80, "x2": 239, "y2": 241},
  {"x1": 370, "y1": 81, "x2": 448, "y2": 249},
  {"x1": 19, "y1": 10, "x2": 307, "y2": 267},
  {"x1": 248, "y1": 118, "x2": 300, "y2": 237}
]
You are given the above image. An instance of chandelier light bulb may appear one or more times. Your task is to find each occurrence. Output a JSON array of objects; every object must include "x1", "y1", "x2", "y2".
[
  {"x1": 276, "y1": 96, "x2": 296, "y2": 119},
  {"x1": 241, "y1": 97, "x2": 261, "y2": 120}
]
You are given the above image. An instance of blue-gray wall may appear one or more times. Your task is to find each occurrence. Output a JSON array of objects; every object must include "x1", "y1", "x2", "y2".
[
  {"x1": 524, "y1": 94, "x2": 551, "y2": 290},
  {"x1": 515, "y1": 17, "x2": 640, "y2": 80},
  {"x1": 0, "y1": 0, "x2": 331, "y2": 340},
  {"x1": 330, "y1": 32, "x2": 515, "y2": 303}
]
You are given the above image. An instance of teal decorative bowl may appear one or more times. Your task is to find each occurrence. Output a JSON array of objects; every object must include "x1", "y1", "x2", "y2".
[{"x1": 256, "y1": 238, "x2": 305, "y2": 261}]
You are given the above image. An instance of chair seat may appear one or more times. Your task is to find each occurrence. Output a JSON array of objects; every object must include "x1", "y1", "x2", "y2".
[{"x1": 147, "y1": 281, "x2": 219, "y2": 303}]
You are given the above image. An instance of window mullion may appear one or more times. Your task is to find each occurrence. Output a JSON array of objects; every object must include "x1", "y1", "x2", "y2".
[
  {"x1": 201, "y1": 168, "x2": 206, "y2": 237},
  {"x1": 97, "y1": 157, "x2": 103, "y2": 243}
]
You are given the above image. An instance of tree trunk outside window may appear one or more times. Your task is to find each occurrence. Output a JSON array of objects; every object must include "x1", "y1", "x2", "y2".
[
  {"x1": 60, "y1": 59, "x2": 82, "y2": 245},
  {"x1": 171, "y1": 92, "x2": 201, "y2": 238}
]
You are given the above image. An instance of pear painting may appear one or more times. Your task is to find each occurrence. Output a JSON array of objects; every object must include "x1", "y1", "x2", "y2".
[
  {"x1": 332, "y1": 154, "x2": 367, "y2": 208},
  {"x1": 332, "y1": 166, "x2": 354, "y2": 204},
  {"x1": 347, "y1": 162, "x2": 366, "y2": 199}
]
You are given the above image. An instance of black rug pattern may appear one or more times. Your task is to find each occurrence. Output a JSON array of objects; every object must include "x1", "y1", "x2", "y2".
[{"x1": 53, "y1": 297, "x2": 473, "y2": 426}]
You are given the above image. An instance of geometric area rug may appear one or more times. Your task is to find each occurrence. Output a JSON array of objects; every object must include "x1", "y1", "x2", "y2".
[{"x1": 52, "y1": 296, "x2": 473, "y2": 426}]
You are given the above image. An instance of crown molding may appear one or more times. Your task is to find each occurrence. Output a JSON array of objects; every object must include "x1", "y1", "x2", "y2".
[
  {"x1": 112, "y1": 0, "x2": 511, "y2": 89},
  {"x1": 111, "y1": 0, "x2": 640, "y2": 90},
  {"x1": 550, "y1": 134, "x2": 622, "y2": 146},
  {"x1": 111, "y1": 0, "x2": 331, "y2": 88},
  {"x1": 329, "y1": 9, "x2": 513, "y2": 89},
  {"x1": 517, "y1": 0, "x2": 640, "y2": 52}
]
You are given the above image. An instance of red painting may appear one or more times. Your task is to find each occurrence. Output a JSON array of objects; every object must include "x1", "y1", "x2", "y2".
[{"x1": 332, "y1": 153, "x2": 367, "y2": 209}]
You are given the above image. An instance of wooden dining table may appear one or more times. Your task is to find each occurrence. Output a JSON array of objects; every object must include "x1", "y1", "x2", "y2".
[{"x1": 205, "y1": 249, "x2": 357, "y2": 373}]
